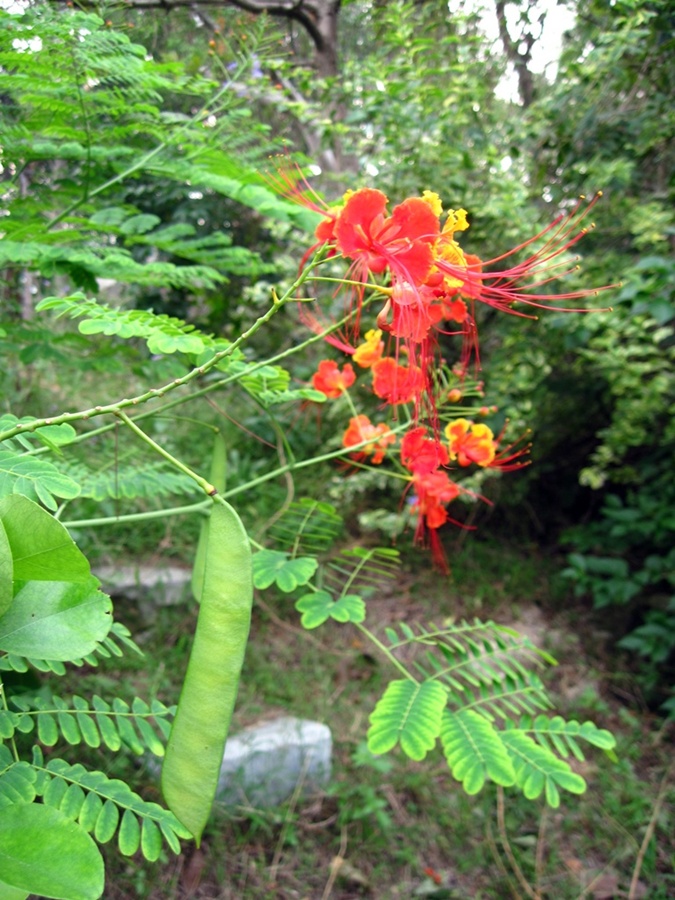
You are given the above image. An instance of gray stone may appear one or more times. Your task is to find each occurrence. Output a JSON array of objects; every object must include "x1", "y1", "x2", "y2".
[{"x1": 217, "y1": 716, "x2": 332, "y2": 808}]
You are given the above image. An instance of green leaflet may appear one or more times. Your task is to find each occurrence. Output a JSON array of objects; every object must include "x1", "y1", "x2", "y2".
[
  {"x1": 0, "y1": 451, "x2": 81, "y2": 511},
  {"x1": 0, "y1": 577, "x2": 112, "y2": 662},
  {"x1": 0, "y1": 522, "x2": 11, "y2": 618},
  {"x1": 295, "y1": 590, "x2": 366, "y2": 629},
  {"x1": 440, "y1": 709, "x2": 516, "y2": 794},
  {"x1": 0, "y1": 494, "x2": 90, "y2": 582},
  {"x1": 367, "y1": 679, "x2": 447, "y2": 761},
  {"x1": 500, "y1": 730, "x2": 586, "y2": 807},
  {"x1": 0, "y1": 803, "x2": 104, "y2": 900},
  {"x1": 252, "y1": 549, "x2": 318, "y2": 593}
]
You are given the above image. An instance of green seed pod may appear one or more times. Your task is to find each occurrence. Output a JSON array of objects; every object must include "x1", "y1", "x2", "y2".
[
  {"x1": 161, "y1": 496, "x2": 252, "y2": 844},
  {"x1": 191, "y1": 431, "x2": 227, "y2": 604}
]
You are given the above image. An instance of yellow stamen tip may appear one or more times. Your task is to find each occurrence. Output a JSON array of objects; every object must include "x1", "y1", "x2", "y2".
[
  {"x1": 597, "y1": 190, "x2": 603, "y2": 197},
  {"x1": 579, "y1": 194, "x2": 586, "y2": 200}
]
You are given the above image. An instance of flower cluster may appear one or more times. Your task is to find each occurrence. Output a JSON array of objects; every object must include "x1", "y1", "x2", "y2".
[
  {"x1": 278, "y1": 176, "x2": 612, "y2": 389},
  {"x1": 277, "y1": 172, "x2": 613, "y2": 570},
  {"x1": 309, "y1": 344, "x2": 529, "y2": 571}
]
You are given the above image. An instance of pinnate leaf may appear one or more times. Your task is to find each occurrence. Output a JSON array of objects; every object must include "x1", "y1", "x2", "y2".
[
  {"x1": 0, "y1": 452, "x2": 80, "y2": 512},
  {"x1": 367, "y1": 679, "x2": 447, "y2": 761}
]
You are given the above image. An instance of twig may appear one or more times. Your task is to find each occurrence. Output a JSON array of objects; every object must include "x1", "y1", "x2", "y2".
[
  {"x1": 486, "y1": 815, "x2": 522, "y2": 899},
  {"x1": 254, "y1": 595, "x2": 342, "y2": 654},
  {"x1": 321, "y1": 824, "x2": 348, "y2": 900},
  {"x1": 496, "y1": 786, "x2": 539, "y2": 900},
  {"x1": 628, "y1": 757, "x2": 674, "y2": 899}
]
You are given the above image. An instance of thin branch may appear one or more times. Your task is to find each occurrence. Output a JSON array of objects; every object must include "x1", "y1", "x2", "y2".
[{"x1": 496, "y1": 786, "x2": 539, "y2": 900}]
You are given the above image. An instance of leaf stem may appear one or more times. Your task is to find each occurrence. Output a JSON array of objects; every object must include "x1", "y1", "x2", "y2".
[
  {"x1": 62, "y1": 499, "x2": 211, "y2": 530},
  {"x1": 353, "y1": 622, "x2": 416, "y2": 683},
  {"x1": 115, "y1": 412, "x2": 214, "y2": 495}
]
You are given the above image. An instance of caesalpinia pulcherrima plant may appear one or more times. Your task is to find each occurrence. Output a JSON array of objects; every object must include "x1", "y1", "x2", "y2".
[
  {"x1": 284, "y1": 174, "x2": 612, "y2": 570},
  {"x1": 0, "y1": 9, "x2": 620, "y2": 889}
]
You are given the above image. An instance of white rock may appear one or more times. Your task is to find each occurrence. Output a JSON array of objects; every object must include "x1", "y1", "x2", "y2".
[
  {"x1": 94, "y1": 564, "x2": 191, "y2": 620},
  {"x1": 217, "y1": 716, "x2": 332, "y2": 808}
]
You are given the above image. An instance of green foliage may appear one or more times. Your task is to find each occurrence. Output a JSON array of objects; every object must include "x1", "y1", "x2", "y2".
[
  {"x1": 37, "y1": 294, "x2": 215, "y2": 356},
  {"x1": 0, "y1": 2, "x2": 309, "y2": 327},
  {"x1": 368, "y1": 679, "x2": 448, "y2": 761},
  {"x1": 4, "y1": 696, "x2": 171, "y2": 755},
  {"x1": 0, "y1": 494, "x2": 189, "y2": 896},
  {"x1": 267, "y1": 498, "x2": 343, "y2": 555},
  {"x1": 0, "y1": 450, "x2": 81, "y2": 511},
  {"x1": 367, "y1": 620, "x2": 615, "y2": 806},
  {"x1": 252, "y1": 549, "x2": 318, "y2": 593}
]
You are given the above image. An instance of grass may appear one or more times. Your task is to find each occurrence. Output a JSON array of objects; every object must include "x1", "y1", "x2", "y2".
[{"x1": 51, "y1": 537, "x2": 674, "y2": 899}]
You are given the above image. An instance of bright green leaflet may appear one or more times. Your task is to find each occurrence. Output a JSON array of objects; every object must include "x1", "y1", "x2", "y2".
[
  {"x1": 0, "y1": 522, "x2": 12, "y2": 618},
  {"x1": 0, "y1": 495, "x2": 90, "y2": 582},
  {"x1": 0, "y1": 804, "x2": 104, "y2": 900},
  {"x1": 0, "y1": 576, "x2": 112, "y2": 661}
]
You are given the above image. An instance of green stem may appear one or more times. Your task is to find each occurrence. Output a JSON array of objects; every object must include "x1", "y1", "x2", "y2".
[
  {"x1": 354, "y1": 622, "x2": 417, "y2": 683},
  {"x1": 22, "y1": 290, "x2": 377, "y2": 454},
  {"x1": 0, "y1": 284, "x2": 291, "y2": 444},
  {"x1": 62, "y1": 499, "x2": 211, "y2": 530},
  {"x1": 115, "y1": 412, "x2": 214, "y2": 495},
  {"x1": 222, "y1": 419, "x2": 412, "y2": 499}
]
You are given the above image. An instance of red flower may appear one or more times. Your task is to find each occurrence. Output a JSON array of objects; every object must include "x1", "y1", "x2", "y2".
[
  {"x1": 401, "y1": 427, "x2": 449, "y2": 474},
  {"x1": 334, "y1": 189, "x2": 439, "y2": 286},
  {"x1": 371, "y1": 357, "x2": 426, "y2": 406},
  {"x1": 312, "y1": 360, "x2": 356, "y2": 398},
  {"x1": 342, "y1": 415, "x2": 396, "y2": 464},
  {"x1": 412, "y1": 470, "x2": 461, "y2": 530}
]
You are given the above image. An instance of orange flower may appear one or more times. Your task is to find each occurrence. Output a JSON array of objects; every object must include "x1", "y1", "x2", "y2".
[
  {"x1": 445, "y1": 418, "x2": 496, "y2": 467},
  {"x1": 445, "y1": 418, "x2": 531, "y2": 471},
  {"x1": 312, "y1": 360, "x2": 356, "y2": 398},
  {"x1": 342, "y1": 415, "x2": 396, "y2": 464},
  {"x1": 371, "y1": 357, "x2": 425, "y2": 406}
]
